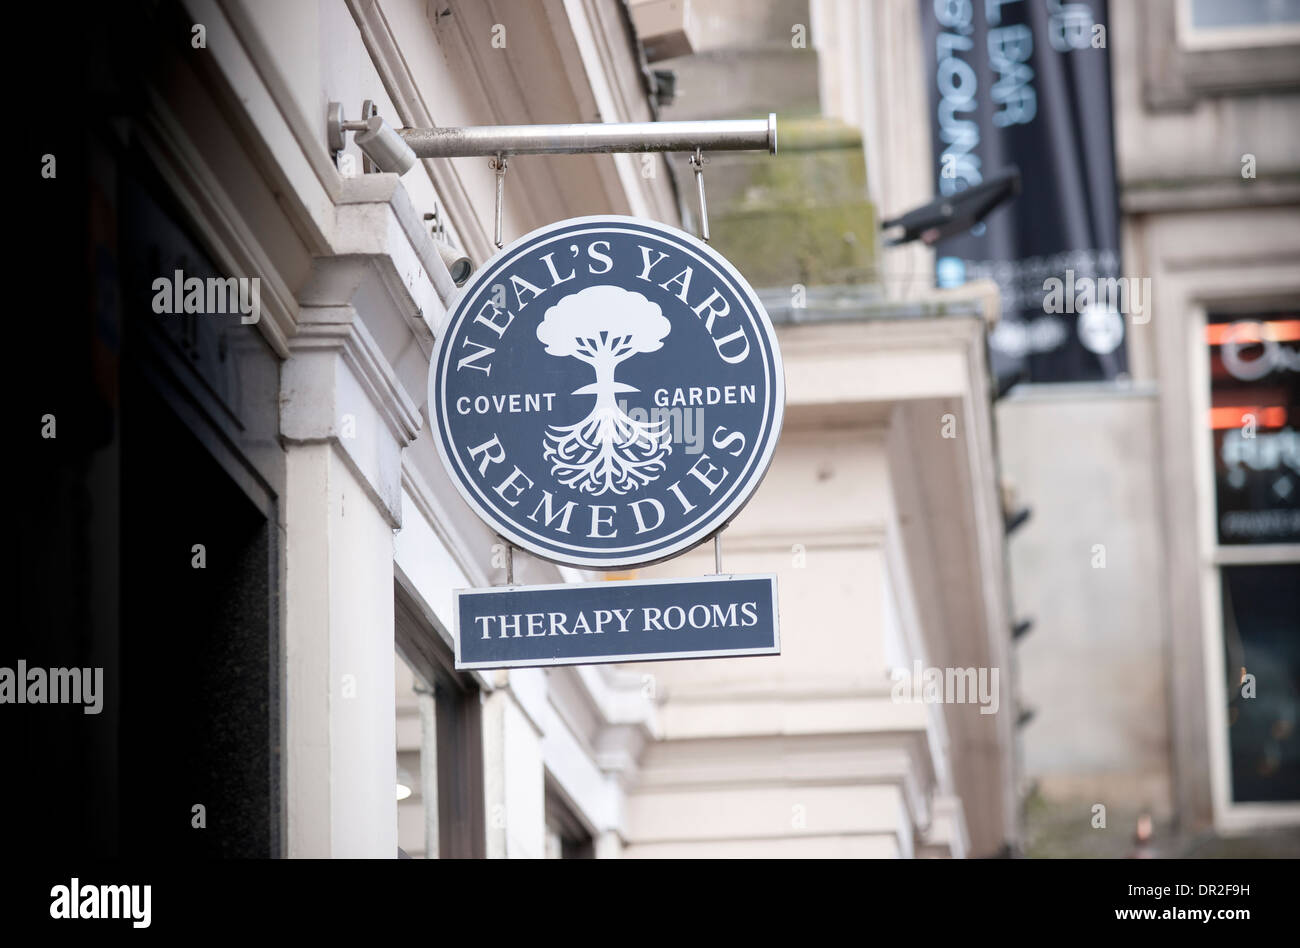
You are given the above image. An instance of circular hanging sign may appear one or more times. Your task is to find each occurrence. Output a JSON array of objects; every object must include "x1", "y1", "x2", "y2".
[{"x1": 429, "y1": 215, "x2": 784, "y2": 569}]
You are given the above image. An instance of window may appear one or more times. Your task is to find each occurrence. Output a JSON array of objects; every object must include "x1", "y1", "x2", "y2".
[
  {"x1": 1140, "y1": 0, "x2": 1300, "y2": 107},
  {"x1": 545, "y1": 779, "x2": 595, "y2": 859},
  {"x1": 1221, "y1": 564, "x2": 1300, "y2": 802},
  {"x1": 1206, "y1": 314, "x2": 1300, "y2": 546},
  {"x1": 1182, "y1": 0, "x2": 1300, "y2": 47},
  {"x1": 395, "y1": 583, "x2": 486, "y2": 858},
  {"x1": 1206, "y1": 310, "x2": 1300, "y2": 813}
]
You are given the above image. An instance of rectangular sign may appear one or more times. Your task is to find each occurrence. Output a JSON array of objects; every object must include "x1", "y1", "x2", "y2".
[{"x1": 455, "y1": 574, "x2": 780, "y2": 669}]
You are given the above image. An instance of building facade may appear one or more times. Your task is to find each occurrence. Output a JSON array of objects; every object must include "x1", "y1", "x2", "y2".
[
  {"x1": 926, "y1": 0, "x2": 1300, "y2": 854},
  {"x1": 19, "y1": 0, "x2": 1021, "y2": 858}
]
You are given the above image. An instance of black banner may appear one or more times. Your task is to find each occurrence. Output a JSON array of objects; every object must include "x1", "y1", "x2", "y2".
[{"x1": 920, "y1": 0, "x2": 1125, "y2": 383}]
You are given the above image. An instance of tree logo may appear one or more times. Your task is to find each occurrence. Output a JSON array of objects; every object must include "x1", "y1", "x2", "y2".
[
  {"x1": 537, "y1": 285, "x2": 673, "y2": 496},
  {"x1": 429, "y1": 216, "x2": 785, "y2": 569}
]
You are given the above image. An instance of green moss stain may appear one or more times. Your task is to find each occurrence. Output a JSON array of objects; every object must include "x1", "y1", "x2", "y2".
[{"x1": 703, "y1": 116, "x2": 878, "y2": 288}]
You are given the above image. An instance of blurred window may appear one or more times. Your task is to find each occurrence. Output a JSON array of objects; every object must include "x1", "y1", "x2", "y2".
[
  {"x1": 1188, "y1": 0, "x2": 1300, "y2": 29},
  {"x1": 1206, "y1": 313, "x2": 1300, "y2": 545},
  {"x1": 1180, "y1": 0, "x2": 1300, "y2": 48},
  {"x1": 1221, "y1": 565, "x2": 1300, "y2": 802},
  {"x1": 1207, "y1": 310, "x2": 1300, "y2": 806}
]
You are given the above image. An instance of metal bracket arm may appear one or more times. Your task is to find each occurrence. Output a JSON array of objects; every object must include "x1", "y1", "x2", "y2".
[
  {"x1": 328, "y1": 103, "x2": 777, "y2": 176},
  {"x1": 396, "y1": 115, "x2": 777, "y2": 158}
]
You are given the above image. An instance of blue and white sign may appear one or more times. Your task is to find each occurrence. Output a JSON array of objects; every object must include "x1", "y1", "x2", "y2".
[
  {"x1": 455, "y1": 574, "x2": 780, "y2": 669},
  {"x1": 430, "y1": 216, "x2": 784, "y2": 568}
]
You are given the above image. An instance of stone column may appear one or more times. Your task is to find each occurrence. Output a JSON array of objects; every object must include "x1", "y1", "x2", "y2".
[{"x1": 280, "y1": 291, "x2": 422, "y2": 857}]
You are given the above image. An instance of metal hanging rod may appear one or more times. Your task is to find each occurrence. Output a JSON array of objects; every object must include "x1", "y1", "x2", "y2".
[
  {"x1": 329, "y1": 102, "x2": 777, "y2": 174},
  {"x1": 397, "y1": 115, "x2": 777, "y2": 158},
  {"x1": 689, "y1": 148, "x2": 710, "y2": 242}
]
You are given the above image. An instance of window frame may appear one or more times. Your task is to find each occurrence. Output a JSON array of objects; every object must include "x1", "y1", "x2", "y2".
[
  {"x1": 1192, "y1": 303, "x2": 1300, "y2": 831},
  {"x1": 1139, "y1": 0, "x2": 1300, "y2": 108},
  {"x1": 395, "y1": 581, "x2": 487, "y2": 858},
  {"x1": 1177, "y1": 0, "x2": 1300, "y2": 51}
]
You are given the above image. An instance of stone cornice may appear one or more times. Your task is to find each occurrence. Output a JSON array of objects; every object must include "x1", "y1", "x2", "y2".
[{"x1": 287, "y1": 306, "x2": 423, "y2": 448}]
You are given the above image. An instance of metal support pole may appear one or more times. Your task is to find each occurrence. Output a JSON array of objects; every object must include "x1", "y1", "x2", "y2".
[
  {"x1": 689, "y1": 148, "x2": 710, "y2": 242},
  {"x1": 505, "y1": 542, "x2": 514, "y2": 586},
  {"x1": 327, "y1": 106, "x2": 778, "y2": 179},
  {"x1": 714, "y1": 532, "x2": 723, "y2": 575},
  {"x1": 397, "y1": 115, "x2": 777, "y2": 158}
]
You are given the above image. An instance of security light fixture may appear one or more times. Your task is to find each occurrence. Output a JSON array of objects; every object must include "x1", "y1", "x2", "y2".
[
  {"x1": 436, "y1": 240, "x2": 473, "y2": 287},
  {"x1": 1004, "y1": 505, "x2": 1033, "y2": 535},
  {"x1": 881, "y1": 167, "x2": 1022, "y2": 246},
  {"x1": 353, "y1": 115, "x2": 419, "y2": 175},
  {"x1": 423, "y1": 209, "x2": 474, "y2": 288},
  {"x1": 651, "y1": 69, "x2": 677, "y2": 107},
  {"x1": 328, "y1": 101, "x2": 418, "y2": 176}
]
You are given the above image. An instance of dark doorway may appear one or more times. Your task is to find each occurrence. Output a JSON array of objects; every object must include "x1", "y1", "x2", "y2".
[
  {"x1": 118, "y1": 363, "x2": 278, "y2": 857},
  {"x1": 5, "y1": 0, "x2": 283, "y2": 859}
]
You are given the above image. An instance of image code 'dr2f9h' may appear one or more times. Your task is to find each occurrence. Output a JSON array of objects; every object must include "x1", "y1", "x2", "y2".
[{"x1": 430, "y1": 216, "x2": 785, "y2": 569}]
